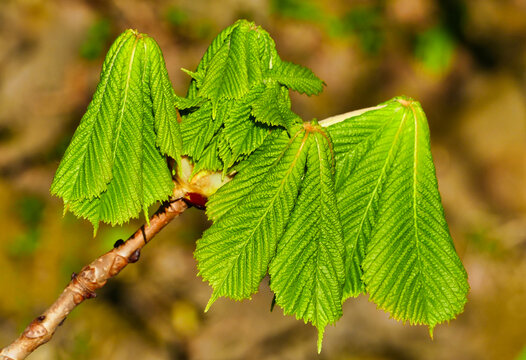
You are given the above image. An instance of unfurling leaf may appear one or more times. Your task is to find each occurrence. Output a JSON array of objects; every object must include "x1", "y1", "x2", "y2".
[
  {"x1": 325, "y1": 97, "x2": 469, "y2": 333},
  {"x1": 50, "y1": 29, "x2": 181, "y2": 230},
  {"x1": 179, "y1": 19, "x2": 324, "y2": 176},
  {"x1": 269, "y1": 130, "x2": 345, "y2": 353}
]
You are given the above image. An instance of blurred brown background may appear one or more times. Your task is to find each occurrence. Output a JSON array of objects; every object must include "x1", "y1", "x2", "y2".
[{"x1": 1, "y1": 0, "x2": 526, "y2": 359}]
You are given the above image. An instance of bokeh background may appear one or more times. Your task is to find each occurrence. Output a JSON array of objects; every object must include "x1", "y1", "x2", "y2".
[{"x1": 1, "y1": 0, "x2": 526, "y2": 359}]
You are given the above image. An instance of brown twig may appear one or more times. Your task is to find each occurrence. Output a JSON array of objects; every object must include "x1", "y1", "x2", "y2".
[{"x1": 0, "y1": 199, "x2": 188, "y2": 360}]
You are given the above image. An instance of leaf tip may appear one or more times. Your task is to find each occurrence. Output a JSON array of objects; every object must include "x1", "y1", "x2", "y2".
[
  {"x1": 205, "y1": 293, "x2": 218, "y2": 312},
  {"x1": 270, "y1": 294, "x2": 276, "y2": 312},
  {"x1": 143, "y1": 207, "x2": 150, "y2": 227},
  {"x1": 428, "y1": 324, "x2": 435, "y2": 340},
  {"x1": 92, "y1": 222, "x2": 99, "y2": 238},
  {"x1": 62, "y1": 203, "x2": 70, "y2": 217},
  {"x1": 394, "y1": 95, "x2": 415, "y2": 108},
  {"x1": 317, "y1": 327, "x2": 325, "y2": 354},
  {"x1": 181, "y1": 68, "x2": 195, "y2": 78}
]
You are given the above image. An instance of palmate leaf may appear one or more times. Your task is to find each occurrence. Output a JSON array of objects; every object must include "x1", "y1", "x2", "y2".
[
  {"x1": 50, "y1": 29, "x2": 181, "y2": 230},
  {"x1": 198, "y1": 125, "x2": 345, "y2": 351},
  {"x1": 198, "y1": 96, "x2": 467, "y2": 350},
  {"x1": 269, "y1": 131, "x2": 345, "y2": 353},
  {"x1": 325, "y1": 97, "x2": 469, "y2": 333}
]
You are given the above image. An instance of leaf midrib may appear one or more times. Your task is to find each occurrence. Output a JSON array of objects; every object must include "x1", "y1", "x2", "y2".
[
  {"x1": 313, "y1": 134, "x2": 325, "y2": 329},
  {"x1": 112, "y1": 35, "x2": 140, "y2": 161}
]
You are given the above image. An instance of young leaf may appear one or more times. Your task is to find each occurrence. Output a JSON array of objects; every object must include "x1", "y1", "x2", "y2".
[
  {"x1": 325, "y1": 97, "x2": 469, "y2": 332},
  {"x1": 178, "y1": 20, "x2": 323, "y2": 174},
  {"x1": 191, "y1": 136, "x2": 223, "y2": 175},
  {"x1": 50, "y1": 29, "x2": 180, "y2": 229},
  {"x1": 269, "y1": 60, "x2": 325, "y2": 95},
  {"x1": 67, "y1": 76, "x2": 174, "y2": 231},
  {"x1": 206, "y1": 130, "x2": 292, "y2": 221},
  {"x1": 251, "y1": 83, "x2": 300, "y2": 131},
  {"x1": 223, "y1": 99, "x2": 269, "y2": 160},
  {"x1": 146, "y1": 36, "x2": 182, "y2": 162},
  {"x1": 269, "y1": 130, "x2": 345, "y2": 353},
  {"x1": 327, "y1": 102, "x2": 400, "y2": 298},
  {"x1": 181, "y1": 102, "x2": 221, "y2": 160},
  {"x1": 245, "y1": 28, "x2": 264, "y2": 86},
  {"x1": 199, "y1": 24, "x2": 249, "y2": 109},
  {"x1": 50, "y1": 30, "x2": 135, "y2": 201},
  {"x1": 174, "y1": 95, "x2": 204, "y2": 110},
  {"x1": 195, "y1": 129, "x2": 309, "y2": 308}
]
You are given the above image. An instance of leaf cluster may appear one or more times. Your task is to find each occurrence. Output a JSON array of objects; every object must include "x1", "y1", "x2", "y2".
[
  {"x1": 50, "y1": 21, "x2": 469, "y2": 352},
  {"x1": 196, "y1": 98, "x2": 468, "y2": 351},
  {"x1": 177, "y1": 19, "x2": 324, "y2": 176}
]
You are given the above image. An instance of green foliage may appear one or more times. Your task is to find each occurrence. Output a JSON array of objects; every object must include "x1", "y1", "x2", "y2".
[
  {"x1": 51, "y1": 20, "x2": 468, "y2": 353},
  {"x1": 197, "y1": 97, "x2": 468, "y2": 350},
  {"x1": 50, "y1": 29, "x2": 181, "y2": 231},
  {"x1": 196, "y1": 129, "x2": 308, "y2": 306},
  {"x1": 327, "y1": 98, "x2": 468, "y2": 332},
  {"x1": 179, "y1": 19, "x2": 324, "y2": 176},
  {"x1": 269, "y1": 131, "x2": 345, "y2": 353}
]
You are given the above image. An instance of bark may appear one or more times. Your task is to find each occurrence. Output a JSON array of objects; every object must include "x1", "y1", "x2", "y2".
[{"x1": 0, "y1": 199, "x2": 188, "y2": 360}]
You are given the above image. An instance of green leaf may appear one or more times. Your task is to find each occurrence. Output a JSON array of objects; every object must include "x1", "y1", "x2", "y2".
[
  {"x1": 68, "y1": 116, "x2": 173, "y2": 232},
  {"x1": 145, "y1": 36, "x2": 182, "y2": 161},
  {"x1": 217, "y1": 130, "x2": 236, "y2": 172},
  {"x1": 223, "y1": 98, "x2": 269, "y2": 161},
  {"x1": 198, "y1": 22, "x2": 239, "y2": 73},
  {"x1": 326, "y1": 97, "x2": 468, "y2": 332},
  {"x1": 50, "y1": 30, "x2": 135, "y2": 201},
  {"x1": 195, "y1": 129, "x2": 309, "y2": 308},
  {"x1": 191, "y1": 136, "x2": 223, "y2": 176},
  {"x1": 199, "y1": 24, "x2": 249, "y2": 109},
  {"x1": 269, "y1": 60, "x2": 325, "y2": 95},
  {"x1": 206, "y1": 130, "x2": 291, "y2": 221},
  {"x1": 179, "y1": 20, "x2": 323, "y2": 175},
  {"x1": 181, "y1": 102, "x2": 221, "y2": 159},
  {"x1": 269, "y1": 130, "x2": 345, "y2": 353},
  {"x1": 50, "y1": 30, "x2": 180, "y2": 229},
  {"x1": 245, "y1": 28, "x2": 264, "y2": 86},
  {"x1": 174, "y1": 94, "x2": 204, "y2": 110},
  {"x1": 327, "y1": 102, "x2": 401, "y2": 298},
  {"x1": 251, "y1": 83, "x2": 300, "y2": 131},
  {"x1": 185, "y1": 22, "x2": 239, "y2": 99}
]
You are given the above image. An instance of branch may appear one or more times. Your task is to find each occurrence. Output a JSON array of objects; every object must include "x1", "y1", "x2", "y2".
[{"x1": 0, "y1": 199, "x2": 188, "y2": 360}]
